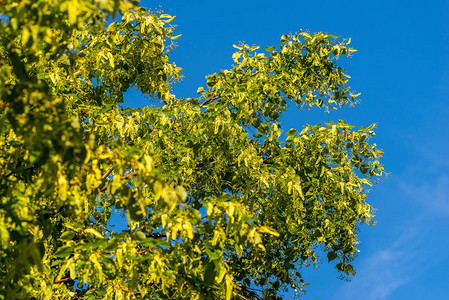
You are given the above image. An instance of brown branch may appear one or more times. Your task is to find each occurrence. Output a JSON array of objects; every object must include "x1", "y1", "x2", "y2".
[
  {"x1": 235, "y1": 292, "x2": 252, "y2": 300},
  {"x1": 138, "y1": 247, "x2": 155, "y2": 255},
  {"x1": 101, "y1": 166, "x2": 114, "y2": 179},
  {"x1": 120, "y1": 170, "x2": 139, "y2": 180},
  {"x1": 111, "y1": 283, "x2": 138, "y2": 294},
  {"x1": 99, "y1": 169, "x2": 140, "y2": 192},
  {"x1": 148, "y1": 233, "x2": 166, "y2": 239},
  {"x1": 234, "y1": 282, "x2": 263, "y2": 300},
  {"x1": 222, "y1": 179, "x2": 233, "y2": 187},
  {"x1": 200, "y1": 94, "x2": 220, "y2": 107},
  {"x1": 52, "y1": 276, "x2": 78, "y2": 284},
  {"x1": 262, "y1": 157, "x2": 274, "y2": 165},
  {"x1": 237, "y1": 285, "x2": 263, "y2": 300}
]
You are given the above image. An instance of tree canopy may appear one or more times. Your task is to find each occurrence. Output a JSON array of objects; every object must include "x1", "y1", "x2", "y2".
[{"x1": 0, "y1": 0, "x2": 385, "y2": 299}]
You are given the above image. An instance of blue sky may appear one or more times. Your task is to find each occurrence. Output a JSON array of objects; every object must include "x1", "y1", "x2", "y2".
[{"x1": 127, "y1": 1, "x2": 449, "y2": 299}]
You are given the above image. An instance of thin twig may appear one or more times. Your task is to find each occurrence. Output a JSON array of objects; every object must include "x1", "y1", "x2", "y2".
[
  {"x1": 120, "y1": 170, "x2": 139, "y2": 180},
  {"x1": 222, "y1": 179, "x2": 233, "y2": 187},
  {"x1": 111, "y1": 283, "x2": 138, "y2": 294},
  {"x1": 99, "y1": 169, "x2": 140, "y2": 192},
  {"x1": 53, "y1": 276, "x2": 78, "y2": 284},
  {"x1": 200, "y1": 94, "x2": 220, "y2": 107},
  {"x1": 235, "y1": 292, "x2": 252, "y2": 300},
  {"x1": 148, "y1": 233, "x2": 166, "y2": 239},
  {"x1": 101, "y1": 166, "x2": 114, "y2": 179}
]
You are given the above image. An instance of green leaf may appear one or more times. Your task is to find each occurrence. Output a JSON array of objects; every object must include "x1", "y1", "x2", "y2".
[
  {"x1": 134, "y1": 231, "x2": 147, "y2": 240},
  {"x1": 327, "y1": 251, "x2": 338, "y2": 262},
  {"x1": 54, "y1": 246, "x2": 73, "y2": 258},
  {"x1": 164, "y1": 16, "x2": 176, "y2": 24},
  {"x1": 345, "y1": 264, "x2": 356, "y2": 276},
  {"x1": 259, "y1": 226, "x2": 280, "y2": 237},
  {"x1": 204, "y1": 263, "x2": 216, "y2": 285},
  {"x1": 159, "y1": 14, "x2": 173, "y2": 19},
  {"x1": 59, "y1": 231, "x2": 75, "y2": 241},
  {"x1": 280, "y1": 35, "x2": 289, "y2": 43},
  {"x1": 170, "y1": 34, "x2": 182, "y2": 40},
  {"x1": 85, "y1": 228, "x2": 104, "y2": 239},
  {"x1": 225, "y1": 275, "x2": 233, "y2": 300},
  {"x1": 176, "y1": 186, "x2": 188, "y2": 202},
  {"x1": 286, "y1": 128, "x2": 298, "y2": 137},
  {"x1": 300, "y1": 32, "x2": 312, "y2": 41},
  {"x1": 264, "y1": 46, "x2": 276, "y2": 52}
]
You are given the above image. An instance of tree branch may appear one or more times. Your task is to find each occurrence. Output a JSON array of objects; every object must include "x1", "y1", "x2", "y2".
[
  {"x1": 200, "y1": 94, "x2": 220, "y2": 107},
  {"x1": 147, "y1": 233, "x2": 166, "y2": 239},
  {"x1": 54, "y1": 276, "x2": 77, "y2": 284},
  {"x1": 121, "y1": 170, "x2": 139, "y2": 180},
  {"x1": 101, "y1": 166, "x2": 114, "y2": 179},
  {"x1": 235, "y1": 292, "x2": 252, "y2": 300},
  {"x1": 235, "y1": 284, "x2": 263, "y2": 300},
  {"x1": 234, "y1": 285, "x2": 263, "y2": 300},
  {"x1": 111, "y1": 283, "x2": 138, "y2": 294}
]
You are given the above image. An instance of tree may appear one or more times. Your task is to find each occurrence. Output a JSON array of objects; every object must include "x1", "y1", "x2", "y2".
[{"x1": 0, "y1": 0, "x2": 385, "y2": 299}]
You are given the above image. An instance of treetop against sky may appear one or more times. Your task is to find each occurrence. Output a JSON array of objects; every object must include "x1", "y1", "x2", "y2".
[{"x1": 15, "y1": 1, "x2": 449, "y2": 299}]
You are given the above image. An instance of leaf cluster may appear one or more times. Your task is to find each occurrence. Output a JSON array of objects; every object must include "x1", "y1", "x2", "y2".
[{"x1": 0, "y1": 1, "x2": 385, "y2": 299}]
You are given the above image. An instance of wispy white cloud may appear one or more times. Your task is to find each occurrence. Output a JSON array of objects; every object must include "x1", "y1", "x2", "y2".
[
  {"x1": 334, "y1": 215, "x2": 433, "y2": 300},
  {"x1": 339, "y1": 146, "x2": 449, "y2": 299},
  {"x1": 399, "y1": 173, "x2": 449, "y2": 216},
  {"x1": 342, "y1": 250, "x2": 409, "y2": 300},
  {"x1": 392, "y1": 128, "x2": 449, "y2": 216}
]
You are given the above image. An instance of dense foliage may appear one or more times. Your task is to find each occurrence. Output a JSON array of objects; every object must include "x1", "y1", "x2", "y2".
[{"x1": 0, "y1": 0, "x2": 385, "y2": 299}]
